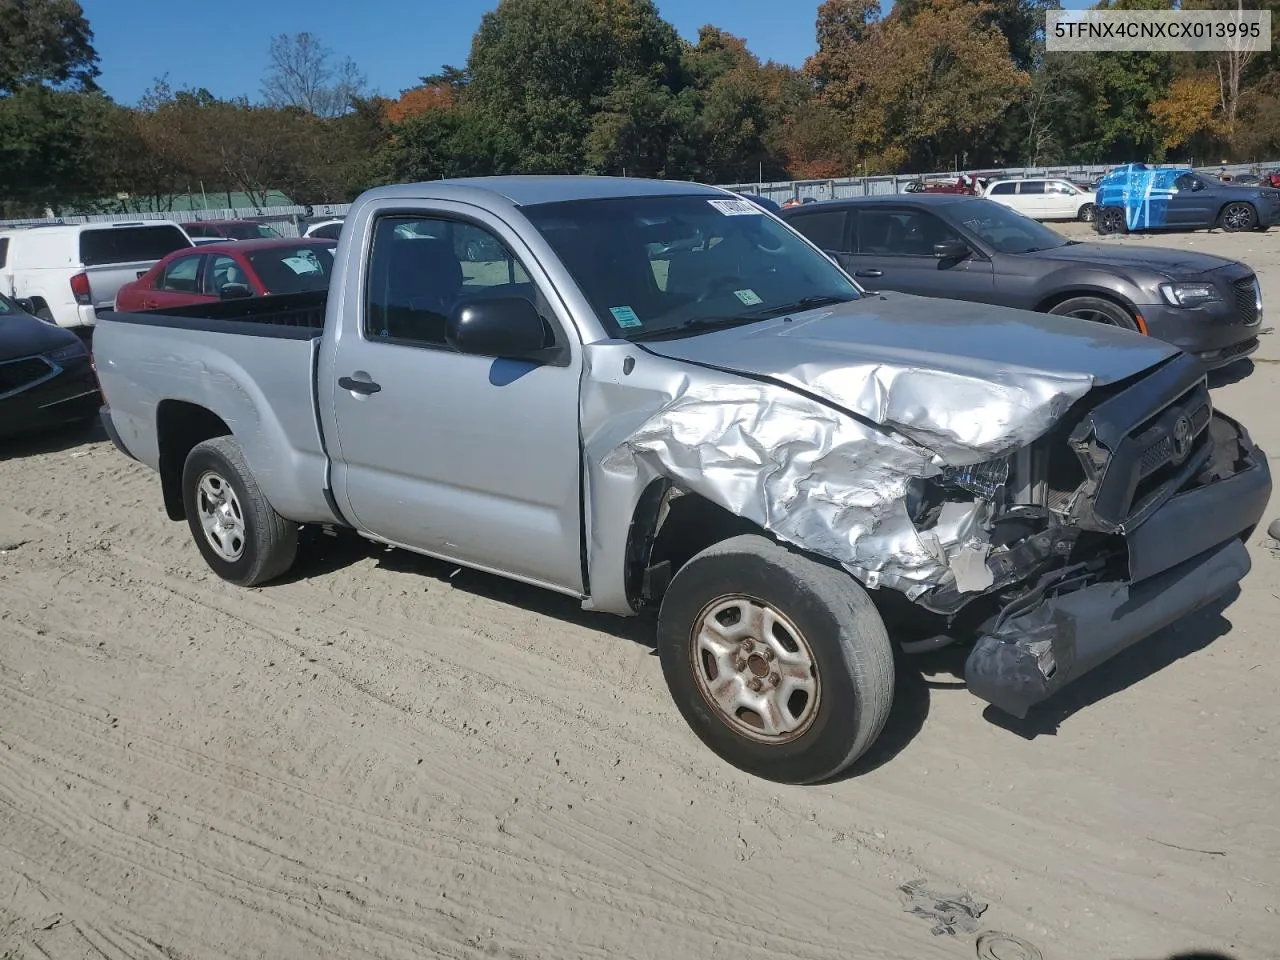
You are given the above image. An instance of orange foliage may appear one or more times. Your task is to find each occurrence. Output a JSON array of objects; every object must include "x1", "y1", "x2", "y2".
[{"x1": 383, "y1": 84, "x2": 454, "y2": 124}]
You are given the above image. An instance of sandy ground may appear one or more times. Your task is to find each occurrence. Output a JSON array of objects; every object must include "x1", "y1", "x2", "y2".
[{"x1": 1, "y1": 222, "x2": 1278, "y2": 960}]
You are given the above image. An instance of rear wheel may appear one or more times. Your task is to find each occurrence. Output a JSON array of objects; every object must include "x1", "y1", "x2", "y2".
[
  {"x1": 181, "y1": 436, "x2": 298, "y2": 586},
  {"x1": 656, "y1": 534, "x2": 894, "y2": 784},
  {"x1": 1048, "y1": 295, "x2": 1141, "y2": 332},
  {"x1": 1219, "y1": 202, "x2": 1258, "y2": 232},
  {"x1": 1095, "y1": 207, "x2": 1127, "y2": 235},
  {"x1": 1077, "y1": 203, "x2": 1097, "y2": 223}
]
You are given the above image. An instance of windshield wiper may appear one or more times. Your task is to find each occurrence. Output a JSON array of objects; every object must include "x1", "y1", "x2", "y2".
[
  {"x1": 627, "y1": 315, "x2": 767, "y2": 342},
  {"x1": 742, "y1": 294, "x2": 858, "y2": 319}
]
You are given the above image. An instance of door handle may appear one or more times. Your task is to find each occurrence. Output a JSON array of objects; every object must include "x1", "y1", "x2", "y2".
[
  {"x1": 855, "y1": 269, "x2": 883, "y2": 278},
  {"x1": 338, "y1": 375, "x2": 382, "y2": 396}
]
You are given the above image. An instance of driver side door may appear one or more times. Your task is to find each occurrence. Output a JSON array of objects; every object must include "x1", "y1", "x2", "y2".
[
  {"x1": 1168, "y1": 173, "x2": 1216, "y2": 227},
  {"x1": 322, "y1": 204, "x2": 586, "y2": 595},
  {"x1": 850, "y1": 207, "x2": 995, "y2": 301}
]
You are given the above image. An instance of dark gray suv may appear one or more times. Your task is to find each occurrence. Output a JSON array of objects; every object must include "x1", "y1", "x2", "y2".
[{"x1": 782, "y1": 194, "x2": 1261, "y2": 370}]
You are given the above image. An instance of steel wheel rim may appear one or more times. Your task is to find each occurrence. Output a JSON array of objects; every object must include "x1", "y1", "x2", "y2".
[
  {"x1": 1224, "y1": 203, "x2": 1252, "y2": 230},
  {"x1": 1080, "y1": 205, "x2": 1096, "y2": 222},
  {"x1": 196, "y1": 470, "x2": 246, "y2": 562},
  {"x1": 689, "y1": 594, "x2": 821, "y2": 744}
]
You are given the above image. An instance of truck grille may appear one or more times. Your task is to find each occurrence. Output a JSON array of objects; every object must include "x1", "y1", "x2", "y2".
[
  {"x1": 0, "y1": 356, "x2": 54, "y2": 396},
  {"x1": 1234, "y1": 277, "x2": 1260, "y2": 325},
  {"x1": 1052, "y1": 355, "x2": 1215, "y2": 533}
]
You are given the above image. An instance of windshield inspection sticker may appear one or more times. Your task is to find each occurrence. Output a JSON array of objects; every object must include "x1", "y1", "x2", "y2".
[
  {"x1": 610, "y1": 305, "x2": 643, "y2": 328},
  {"x1": 734, "y1": 289, "x2": 764, "y2": 305},
  {"x1": 708, "y1": 198, "x2": 763, "y2": 216}
]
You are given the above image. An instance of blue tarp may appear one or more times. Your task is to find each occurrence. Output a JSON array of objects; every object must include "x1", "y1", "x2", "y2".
[{"x1": 1095, "y1": 163, "x2": 1180, "y2": 230}]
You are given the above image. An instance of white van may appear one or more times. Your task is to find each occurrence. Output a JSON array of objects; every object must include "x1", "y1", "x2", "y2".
[
  {"x1": 982, "y1": 178, "x2": 1098, "y2": 222},
  {"x1": 0, "y1": 220, "x2": 194, "y2": 328}
]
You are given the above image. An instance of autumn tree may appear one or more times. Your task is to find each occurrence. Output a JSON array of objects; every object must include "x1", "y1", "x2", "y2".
[{"x1": 1150, "y1": 74, "x2": 1225, "y2": 154}]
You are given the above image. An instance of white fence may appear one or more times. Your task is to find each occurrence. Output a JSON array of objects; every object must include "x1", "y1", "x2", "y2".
[{"x1": 1, "y1": 159, "x2": 1274, "y2": 230}]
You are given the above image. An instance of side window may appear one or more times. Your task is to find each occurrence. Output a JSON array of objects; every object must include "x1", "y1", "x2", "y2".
[
  {"x1": 787, "y1": 210, "x2": 848, "y2": 252},
  {"x1": 0, "y1": 237, "x2": 8, "y2": 268},
  {"x1": 1048, "y1": 181, "x2": 1074, "y2": 195},
  {"x1": 365, "y1": 215, "x2": 538, "y2": 347},
  {"x1": 858, "y1": 210, "x2": 960, "y2": 257},
  {"x1": 158, "y1": 255, "x2": 204, "y2": 293},
  {"x1": 1175, "y1": 173, "x2": 1198, "y2": 191},
  {"x1": 1019, "y1": 181, "x2": 1046, "y2": 195},
  {"x1": 205, "y1": 254, "x2": 251, "y2": 295},
  {"x1": 989, "y1": 183, "x2": 1016, "y2": 195}
]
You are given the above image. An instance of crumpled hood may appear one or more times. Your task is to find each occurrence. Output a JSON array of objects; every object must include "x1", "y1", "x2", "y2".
[
  {"x1": 1024, "y1": 241, "x2": 1236, "y2": 276},
  {"x1": 640, "y1": 292, "x2": 1177, "y2": 464}
]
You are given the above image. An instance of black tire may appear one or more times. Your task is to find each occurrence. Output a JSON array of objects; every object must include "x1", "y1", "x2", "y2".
[
  {"x1": 181, "y1": 436, "x2": 298, "y2": 586},
  {"x1": 656, "y1": 534, "x2": 894, "y2": 784},
  {"x1": 1048, "y1": 295, "x2": 1141, "y2": 332},
  {"x1": 1219, "y1": 202, "x2": 1258, "y2": 232},
  {"x1": 1095, "y1": 207, "x2": 1127, "y2": 235},
  {"x1": 35, "y1": 307, "x2": 55, "y2": 323},
  {"x1": 1078, "y1": 203, "x2": 1097, "y2": 223}
]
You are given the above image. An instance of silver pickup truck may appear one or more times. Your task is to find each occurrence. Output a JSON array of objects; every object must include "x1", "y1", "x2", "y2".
[{"x1": 94, "y1": 177, "x2": 1272, "y2": 784}]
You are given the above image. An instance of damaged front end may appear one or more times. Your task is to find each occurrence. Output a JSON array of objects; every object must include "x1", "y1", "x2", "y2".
[{"x1": 586, "y1": 337, "x2": 1268, "y2": 720}]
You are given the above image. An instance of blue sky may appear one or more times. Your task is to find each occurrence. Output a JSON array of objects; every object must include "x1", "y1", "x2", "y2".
[
  {"x1": 81, "y1": 0, "x2": 1098, "y2": 107},
  {"x1": 80, "y1": 0, "x2": 823, "y2": 105}
]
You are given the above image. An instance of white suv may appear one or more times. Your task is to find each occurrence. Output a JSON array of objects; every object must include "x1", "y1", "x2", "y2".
[
  {"x1": 982, "y1": 178, "x2": 1097, "y2": 222},
  {"x1": 0, "y1": 220, "x2": 194, "y2": 329}
]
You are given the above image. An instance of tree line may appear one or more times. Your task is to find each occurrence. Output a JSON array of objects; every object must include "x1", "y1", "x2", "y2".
[{"x1": 2, "y1": 0, "x2": 1279, "y2": 217}]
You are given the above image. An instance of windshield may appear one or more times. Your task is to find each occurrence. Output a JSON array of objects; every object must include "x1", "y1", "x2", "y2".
[
  {"x1": 246, "y1": 243, "x2": 336, "y2": 293},
  {"x1": 0, "y1": 294, "x2": 16, "y2": 319},
  {"x1": 942, "y1": 198, "x2": 1071, "y2": 254},
  {"x1": 521, "y1": 195, "x2": 861, "y2": 340}
]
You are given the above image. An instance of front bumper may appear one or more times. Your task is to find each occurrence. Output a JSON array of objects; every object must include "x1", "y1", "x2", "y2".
[
  {"x1": 966, "y1": 414, "x2": 1270, "y2": 718},
  {"x1": 0, "y1": 356, "x2": 101, "y2": 439},
  {"x1": 1139, "y1": 302, "x2": 1260, "y2": 370}
]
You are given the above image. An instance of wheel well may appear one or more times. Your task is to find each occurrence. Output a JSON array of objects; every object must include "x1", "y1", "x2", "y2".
[
  {"x1": 1034, "y1": 288, "x2": 1136, "y2": 319},
  {"x1": 28, "y1": 296, "x2": 49, "y2": 312},
  {"x1": 625, "y1": 484, "x2": 770, "y2": 609},
  {"x1": 156, "y1": 401, "x2": 231, "y2": 521}
]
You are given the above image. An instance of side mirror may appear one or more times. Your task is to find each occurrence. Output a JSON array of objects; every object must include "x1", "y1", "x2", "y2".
[
  {"x1": 15, "y1": 297, "x2": 36, "y2": 314},
  {"x1": 219, "y1": 283, "x2": 253, "y2": 300},
  {"x1": 446, "y1": 297, "x2": 549, "y2": 358},
  {"x1": 934, "y1": 240, "x2": 970, "y2": 260}
]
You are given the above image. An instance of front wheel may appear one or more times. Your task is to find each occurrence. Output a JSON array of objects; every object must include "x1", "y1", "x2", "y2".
[
  {"x1": 1220, "y1": 202, "x2": 1258, "y2": 232},
  {"x1": 1078, "y1": 203, "x2": 1097, "y2": 223},
  {"x1": 181, "y1": 436, "x2": 298, "y2": 586},
  {"x1": 1048, "y1": 295, "x2": 1141, "y2": 332},
  {"x1": 656, "y1": 535, "x2": 894, "y2": 784}
]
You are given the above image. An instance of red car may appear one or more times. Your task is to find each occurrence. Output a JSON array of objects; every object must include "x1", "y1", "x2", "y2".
[
  {"x1": 183, "y1": 219, "x2": 283, "y2": 241},
  {"x1": 115, "y1": 238, "x2": 337, "y2": 312}
]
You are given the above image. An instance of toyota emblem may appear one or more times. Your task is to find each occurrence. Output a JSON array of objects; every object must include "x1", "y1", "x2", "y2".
[{"x1": 1172, "y1": 416, "x2": 1192, "y2": 459}]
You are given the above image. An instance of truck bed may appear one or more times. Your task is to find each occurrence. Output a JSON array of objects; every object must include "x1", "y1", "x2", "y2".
[
  {"x1": 117, "y1": 290, "x2": 327, "y2": 336},
  {"x1": 94, "y1": 290, "x2": 338, "y2": 525}
]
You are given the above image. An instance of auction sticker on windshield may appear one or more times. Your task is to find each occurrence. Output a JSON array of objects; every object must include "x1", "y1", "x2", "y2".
[
  {"x1": 708, "y1": 199, "x2": 762, "y2": 216},
  {"x1": 610, "y1": 305, "x2": 643, "y2": 328},
  {"x1": 734, "y1": 289, "x2": 764, "y2": 305}
]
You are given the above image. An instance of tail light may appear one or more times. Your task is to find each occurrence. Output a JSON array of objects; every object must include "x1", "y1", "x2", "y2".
[{"x1": 70, "y1": 272, "x2": 92, "y2": 306}]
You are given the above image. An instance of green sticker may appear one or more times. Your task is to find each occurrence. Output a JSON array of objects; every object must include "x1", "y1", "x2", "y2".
[
  {"x1": 734, "y1": 289, "x2": 763, "y2": 306},
  {"x1": 610, "y1": 305, "x2": 643, "y2": 328}
]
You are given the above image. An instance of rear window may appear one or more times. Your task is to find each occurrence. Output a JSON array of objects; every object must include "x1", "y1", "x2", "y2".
[
  {"x1": 246, "y1": 244, "x2": 336, "y2": 294},
  {"x1": 79, "y1": 225, "x2": 192, "y2": 267}
]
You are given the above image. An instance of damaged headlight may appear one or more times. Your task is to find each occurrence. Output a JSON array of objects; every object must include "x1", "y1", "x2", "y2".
[{"x1": 940, "y1": 457, "x2": 1010, "y2": 500}]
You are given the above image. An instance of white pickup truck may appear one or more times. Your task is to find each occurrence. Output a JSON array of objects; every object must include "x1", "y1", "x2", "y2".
[
  {"x1": 93, "y1": 177, "x2": 1271, "y2": 783},
  {"x1": 0, "y1": 220, "x2": 194, "y2": 329}
]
